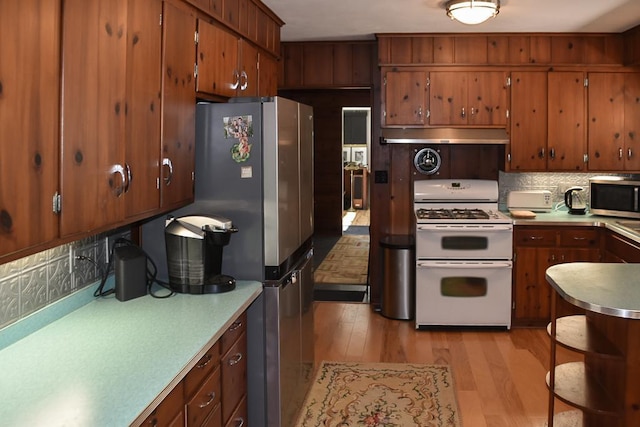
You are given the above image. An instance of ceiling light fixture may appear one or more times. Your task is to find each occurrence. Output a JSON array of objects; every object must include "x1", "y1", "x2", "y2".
[{"x1": 446, "y1": 0, "x2": 500, "y2": 25}]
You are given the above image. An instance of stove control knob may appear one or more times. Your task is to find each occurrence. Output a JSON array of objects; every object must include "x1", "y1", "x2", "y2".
[{"x1": 413, "y1": 148, "x2": 441, "y2": 175}]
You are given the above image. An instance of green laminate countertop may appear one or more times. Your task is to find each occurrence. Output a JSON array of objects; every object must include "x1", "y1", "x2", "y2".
[
  {"x1": 546, "y1": 263, "x2": 640, "y2": 319},
  {"x1": 0, "y1": 281, "x2": 262, "y2": 427}
]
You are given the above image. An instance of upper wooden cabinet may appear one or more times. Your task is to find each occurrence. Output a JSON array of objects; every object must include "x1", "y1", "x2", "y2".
[
  {"x1": 196, "y1": 20, "x2": 260, "y2": 98},
  {"x1": 60, "y1": 0, "x2": 129, "y2": 238},
  {"x1": 382, "y1": 69, "x2": 428, "y2": 126},
  {"x1": 280, "y1": 42, "x2": 375, "y2": 89},
  {"x1": 378, "y1": 34, "x2": 623, "y2": 66},
  {"x1": 429, "y1": 71, "x2": 508, "y2": 126},
  {"x1": 160, "y1": 1, "x2": 196, "y2": 210},
  {"x1": 547, "y1": 71, "x2": 588, "y2": 171},
  {"x1": 509, "y1": 71, "x2": 548, "y2": 171},
  {"x1": 588, "y1": 72, "x2": 640, "y2": 171},
  {"x1": 0, "y1": 0, "x2": 61, "y2": 259}
]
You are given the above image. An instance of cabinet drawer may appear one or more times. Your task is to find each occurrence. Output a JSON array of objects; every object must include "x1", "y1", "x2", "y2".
[
  {"x1": 224, "y1": 397, "x2": 247, "y2": 427},
  {"x1": 186, "y1": 366, "x2": 222, "y2": 427},
  {"x1": 185, "y1": 341, "x2": 221, "y2": 399},
  {"x1": 221, "y1": 313, "x2": 246, "y2": 355},
  {"x1": 559, "y1": 228, "x2": 599, "y2": 247},
  {"x1": 514, "y1": 228, "x2": 557, "y2": 246},
  {"x1": 142, "y1": 381, "x2": 185, "y2": 427},
  {"x1": 221, "y1": 332, "x2": 247, "y2": 423}
]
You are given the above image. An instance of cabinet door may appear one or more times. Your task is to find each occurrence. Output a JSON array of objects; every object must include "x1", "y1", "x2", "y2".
[
  {"x1": 258, "y1": 53, "x2": 278, "y2": 97},
  {"x1": 0, "y1": 0, "x2": 60, "y2": 257},
  {"x1": 588, "y1": 73, "x2": 625, "y2": 171},
  {"x1": 383, "y1": 70, "x2": 428, "y2": 126},
  {"x1": 513, "y1": 246, "x2": 552, "y2": 325},
  {"x1": 125, "y1": 0, "x2": 162, "y2": 219},
  {"x1": 468, "y1": 71, "x2": 508, "y2": 126},
  {"x1": 239, "y1": 40, "x2": 259, "y2": 97},
  {"x1": 509, "y1": 71, "x2": 548, "y2": 171},
  {"x1": 547, "y1": 72, "x2": 587, "y2": 171},
  {"x1": 624, "y1": 73, "x2": 640, "y2": 170},
  {"x1": 161, "y1": 2, "x2": 195, "y2": 209},
  {"x1": 429, "y1": 72, "x2": 467, "y2": 125},
  {"x1": 197, "y1": 20, "x2": 239, "y2": 98},
  {"x1": 60, "y1": 0, "x2": 127, "y2": 237}
]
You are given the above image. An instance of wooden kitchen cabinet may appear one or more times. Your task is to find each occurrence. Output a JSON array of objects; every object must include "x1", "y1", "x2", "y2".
[
  {"x1": 429, "y1": 71, "x2": 508, "y2": 127},
  {"x1": 382, "y1": 68, "x2": 428, "y2": 126},
  {"x1": 509, "y1": 71, "x2": 548, "y2": 171},
  {"x1": 196, "y1": 19, "x2": 259, "y2": 98},
  {"x1": 587, "y1": 72, "x2": 640, "y2": 171},
  {"x1": 603, "y1": 229, "x2": 640, "y2": 263},
  {"x1": 512, "y1": 226, "x2": 599, "y2": 326},
  {"x1": 160, "y1": 1, "x2": 196, "y2": 210},
  {"x1": 0, "y1": 0, "x2": 61, "y2": 258},
  {"x1": 547, "y1": 71, "x2": 588, "y2": 171},
  {"x1": 136, "y1": 311, "x2": 248, "y2": 427}
]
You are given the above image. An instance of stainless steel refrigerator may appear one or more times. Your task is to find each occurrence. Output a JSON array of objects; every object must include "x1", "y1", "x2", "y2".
[{"x1": 142, "y1": 97, "x2": 315, "y2": 427}]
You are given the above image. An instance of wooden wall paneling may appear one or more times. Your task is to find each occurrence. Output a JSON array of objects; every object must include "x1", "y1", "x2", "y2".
[
  {"x1": 352, "y1": 43, "x2": 374, "y2": 85},
  {"x1": 488, "y1": 35, "x2": 509, "y2": 64},
  {"x1": 584, "y1": 34, "x2": 624, "y2": 65},
  {"x1": 454, "y1": 36, "x2": 488, "y2": 64},
  {"x1": 333, "y1": 44, "x2": 353, "y2": 86},
  {"x1": 210, "y1": 0, "x2": 222, "y2": 19},
  {"x1": 389, "y1": 37, "x2": 413, "y2": 64},
  {"x1": 530, "y1": 35, "x2": 552, "y2": 64},
  {"x1": 246, "y1": 1, "x2": 257, "y2": 41},
  {"x1": 303, "y1": 44, "x2": 334, "y2": 86},
  {"x1": 509, "y1": 36, "x2": 531, "y2": 64},
  {"x1": 551, "y1": 35, "x2": 586, "y2": 64},
  {"x1": 388, "y1": 144, "x2": 414, "y2": 236},
  {"x1": 433, "y1": 36, "x2": 454, "y2": 63},
  {"x1": 282, "y1": 44, "x2": 303, "y2": 87},
  {"x1": 448, "y1": 145, "x2": 502, "y2": 179},
  {"x1": 222, "y1": 0, "x2": 239, "y2": 29},
  {"x1": 377, "y1": 36, "x2": 391, "y2": 64},
  {"x1": 238, "y1": 0, "x2": 248, "y2": 35},
  {"x1": 624, "y1": 25, "x2": 640, "y2": 65},
  {"x1": 412, "y1": 36, "x2": 434, "y2": 64},
  {"x1": 256, "y1": 7, "x2": 268, "y2": 49}
]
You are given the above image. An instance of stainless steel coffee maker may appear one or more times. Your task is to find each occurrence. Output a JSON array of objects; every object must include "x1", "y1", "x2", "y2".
[{"x1": 164, "y1": 215, "x2": 238, "y2": 294}]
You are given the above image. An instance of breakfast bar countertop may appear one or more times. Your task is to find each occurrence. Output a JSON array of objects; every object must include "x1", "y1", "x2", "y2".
[
  {"x1": 546, "y1": 263, "x2": 640, "y2": 319},
  {"x1": 0, "y1": 281, "x2": 262, "y2": 427}
]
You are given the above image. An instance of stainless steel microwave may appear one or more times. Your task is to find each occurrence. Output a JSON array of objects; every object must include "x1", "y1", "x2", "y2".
[{"x1": 590, "y1": 176, "x2": 640, "y2": 219}]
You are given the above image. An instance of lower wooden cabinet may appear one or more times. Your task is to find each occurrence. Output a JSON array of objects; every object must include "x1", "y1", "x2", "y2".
[
  {"x1": 603, "y1": 229, "x2": 640, "y2": 262},
  {"x1": 512, "y1": 226, "x2": 599, "y2": 326},
  {"x1": 137, "y1": 311, "x2": 247, "y2": 427}
]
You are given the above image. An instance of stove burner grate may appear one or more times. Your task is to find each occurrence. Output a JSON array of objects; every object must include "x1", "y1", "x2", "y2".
[{"x1": 416, "y1": 208, "x2": 491, "y2": 220}]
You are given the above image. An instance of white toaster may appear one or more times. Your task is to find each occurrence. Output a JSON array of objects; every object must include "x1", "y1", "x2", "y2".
[{"x1": 507, "y1": 190, "x2": 553, "y2": 212}]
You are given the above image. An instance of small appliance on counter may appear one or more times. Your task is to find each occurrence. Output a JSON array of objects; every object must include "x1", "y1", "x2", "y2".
[
  {"x1": 507, "y1": 190, "x2": 553, "y2": 212},
  {"x1": 564, "y1": 186, "x2": 587, "y2": 215},
  {"x1": 164, "y1": 215, "x2": 238, "y2": 294}
]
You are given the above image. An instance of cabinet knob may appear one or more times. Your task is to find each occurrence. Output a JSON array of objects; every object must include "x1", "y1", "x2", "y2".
[{"x1": 461, "y1": 107, "x2": 466, "y2": 118}]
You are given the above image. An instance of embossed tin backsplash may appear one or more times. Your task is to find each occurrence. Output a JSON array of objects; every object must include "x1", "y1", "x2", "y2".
[{"x1": 0, "y1": 228, "x2": 130, "y2": 330}]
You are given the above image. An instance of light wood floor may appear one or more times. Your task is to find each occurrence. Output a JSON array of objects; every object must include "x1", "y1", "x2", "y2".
[{"x1": 312, "y1": 302, "x2": 580, "y2": 427}]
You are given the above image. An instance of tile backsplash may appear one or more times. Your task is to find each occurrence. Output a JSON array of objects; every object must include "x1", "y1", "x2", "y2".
[
  {"x1": 0, "y1": 228, "x2": 130, "y2": 330},
  {"x1": 498, "y1": 171, "x2": 636, "y2": 209}
]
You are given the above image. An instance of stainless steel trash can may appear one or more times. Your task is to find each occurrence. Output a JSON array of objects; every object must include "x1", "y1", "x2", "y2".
[{"x1": 380, "y1": 235, "x2": 415, "y2": 320}]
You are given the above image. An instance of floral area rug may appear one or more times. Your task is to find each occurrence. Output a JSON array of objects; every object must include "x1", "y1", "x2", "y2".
[
  {"x1": 295, "y1": 361, "x2": 461, "y2": 427},
  {"x1": 313, "y1": 235, "x2": 369, "y2": 285}
]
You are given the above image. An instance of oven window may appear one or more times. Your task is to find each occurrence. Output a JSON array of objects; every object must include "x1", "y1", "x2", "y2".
[
  {"x1": 441, "y1": 236, "x2": 488, "y2": 250},
  {"x1": 441, "y1": 277, "x2": 487, "y2": 297}
]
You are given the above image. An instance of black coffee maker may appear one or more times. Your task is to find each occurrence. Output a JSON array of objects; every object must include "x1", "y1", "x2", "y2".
[{"x1": 164, "y1": 215, "x2": 238, "y2": 294}]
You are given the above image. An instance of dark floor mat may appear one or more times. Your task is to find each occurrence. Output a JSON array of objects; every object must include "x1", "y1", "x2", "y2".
[
  {"x1": 343, "y1": 225, "x2": 369, "y2": 235},
  {"x1": 313, "y1": 289, "x2": 367, "y2": 302}
]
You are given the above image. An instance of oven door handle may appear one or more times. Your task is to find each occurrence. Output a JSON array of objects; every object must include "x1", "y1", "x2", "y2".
[
  {"x1": 417, "y1": 261, "x2": 512, "y2": 269},
  {"x1": 417, "y1": 225, "x2": 513, "y2": 231}
]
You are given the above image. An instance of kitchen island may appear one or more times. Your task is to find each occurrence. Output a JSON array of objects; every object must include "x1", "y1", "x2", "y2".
[
  {"x1": 546, "y1": 263, "x2": 640, "y2": 426},
  {"x1": 0, "y1": 280, "x2": 262, "y2": 426}
]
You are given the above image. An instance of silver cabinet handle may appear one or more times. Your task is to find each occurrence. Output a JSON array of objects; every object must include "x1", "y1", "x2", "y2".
[
  {"x1": 619, "y1": 148, "x2": 624, "y2": 160},
  {"x1": 229, "y1": 320, "x2": 243, "y2": 331},
  {"x1": 162, "y1": 157, "x2": 173, "y2": 186},
  {"x1": 124, "y1": 163, "x2": 132, "y2": 193},
  {"x1": 461, "y1": 107, "x2": 465, "y2": 118},
  {"x1": 239, "y1": 70, "x2": 248, "y2": 91},
  {"x1": 195, "y1": 354, "x2": 212, "y2": 369},
  {"x1": 228, "y1": 352, "x2": 243, "y2": 366},
  {"x1": 232, "y1": 418, "x2": 245, "y2": 427},
  {"x1": 198, "y1": 391, "x2": 216, "y2": 408},
  {"x1": 109, "y1": 164, "x2": 126, "y2": 197},
  {"x1": 417, "y1": 106, "x2": 422, "y2": 119},
  {"x1": 231, "y1": 69, "x2": 240, "y2": 90},
  {"x1": 549, "y1": 147, "x2": 556, "y2": 159},
  {"x1": 628, "y1": 148, "x2": 633, "y2": 159},
  {"x1": 538, "y1": 148, "x2": 545, "y2": 159}
]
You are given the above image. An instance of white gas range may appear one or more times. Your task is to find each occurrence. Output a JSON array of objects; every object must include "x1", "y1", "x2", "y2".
[{"x1": 414, "y1": 179, "x2": 513, "y2": 329}]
